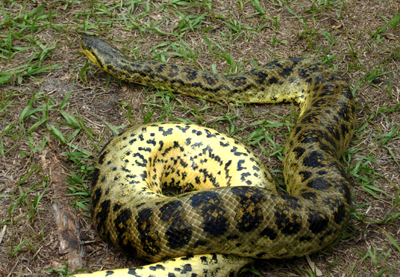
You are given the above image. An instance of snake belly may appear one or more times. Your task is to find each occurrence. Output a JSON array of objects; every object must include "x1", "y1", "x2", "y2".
[{"x1": 76, "y1": 36, "x2": 355, "y2": 277}]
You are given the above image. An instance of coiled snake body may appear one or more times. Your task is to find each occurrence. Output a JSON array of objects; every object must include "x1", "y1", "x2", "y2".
[{"x1": 77, "y1": 37, "x2": 355, "y2": 276}]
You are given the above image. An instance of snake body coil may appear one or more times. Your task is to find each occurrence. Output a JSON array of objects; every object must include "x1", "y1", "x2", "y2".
[{"x1": 77, "y1": 37, "x2": 355, "y2": 277}]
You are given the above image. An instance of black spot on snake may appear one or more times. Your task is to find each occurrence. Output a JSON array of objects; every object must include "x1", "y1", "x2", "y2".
[
  {"x1": 98, "y1": 151, "x2": 107, "y2": 165},
  {"x1": 268, "y1": 76, "x2": 278, "y2": 84},
  {"x1": 231, "y1": 187, "x2": 264, "y2": 232},
  {"x1": 274, "y1": 207, "x2": 302, "y2": 235},
  {"x1": 307, "y1": 209, "x2": 329, "y2": 234},
  {"x1": 333, "y1": 203, "x2": 347, "y2": 224},
  {"x1": 180, "y1": 264, "x2": 192, "y2": 273},
  {"x1": 300, "y1": 192, "x2": 318, "y2": 203},
  {"x1": 168, "y1": 65, "x2": 179, "y2": 78},
  {"x1": 149, "y1": 264, "x2": 166, "y2": 271},
  {"x1": 95, "y1": 199, "x2": 111, "y2": 233},
  {"x1": 307, "y1": 178, "x2": 332, "y2": 190},
  {"x1": 136, "y1": 208, "x2": 161, "y2": 255},
  {"x1": 190, "y1": 191, "x2": 229, "y2": 237},
  {"x1": 279, "y1": 194, "x2": 302, "y2": 210},
  {"x1": 237, "y1": 160, "x2": 246, "y2": 171},
  {"x1": 177, "y1": 125, "x2": 190, "y2": 133},
  {"x1": 303, "y1": 151, "x2": 326, "y2": 168},
  {"x1": 293, "y1": 147, "x2": 306, "y2": 159},
  {"x1": 160, "y1": 201, "x2": 192, "y2": 250},
  {"x1": 299, "y1": 171, "x2": 312, "y2": 181},
  {"x1": 252, "y1": 70, "x2": 268, "y2": 84},
  {"x1": 183, "y1": 67, "x2": 197, "y2": 80},
  {"x1": 91, "y1": 168, "x2": 100, "y2": 189},
  {"x1": 259, "y1": 227, "x2": 278, "y2": 240},
  {"x1": 203, "y1": 73, "x2": 217, "y2": 86}
]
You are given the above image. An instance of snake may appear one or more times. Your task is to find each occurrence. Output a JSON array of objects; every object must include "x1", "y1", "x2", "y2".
[{"x1": 75, "y1": 36, "x2": 355, "y2": 277}]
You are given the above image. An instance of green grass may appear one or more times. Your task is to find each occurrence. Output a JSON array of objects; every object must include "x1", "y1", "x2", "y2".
[{"x1": 0, "y1": 0, "x2": 399, "y2": 276}]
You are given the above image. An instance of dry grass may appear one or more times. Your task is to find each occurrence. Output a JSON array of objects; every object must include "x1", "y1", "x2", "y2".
[{"x1": 0, "y1": 0, "x2": 399, "y2": 276}]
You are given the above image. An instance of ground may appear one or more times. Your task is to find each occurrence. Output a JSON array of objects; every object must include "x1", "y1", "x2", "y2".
[{"x1": 0, "y1": 0, "x2": 399, "y2": 276}]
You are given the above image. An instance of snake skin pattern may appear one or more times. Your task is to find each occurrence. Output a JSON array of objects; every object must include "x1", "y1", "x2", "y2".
[{"x1": 75, "y1": 36, "x2": 355, "y2": 277}]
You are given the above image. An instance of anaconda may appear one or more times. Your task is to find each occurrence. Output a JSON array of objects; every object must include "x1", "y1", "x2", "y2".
[{"x1": 75, "y1": 36, "x2": 355, "y2": 277}]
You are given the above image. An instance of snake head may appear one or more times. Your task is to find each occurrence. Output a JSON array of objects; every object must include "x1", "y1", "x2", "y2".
[{"x1": 80, "y1": 36, "x2": 126, "y2": 72}]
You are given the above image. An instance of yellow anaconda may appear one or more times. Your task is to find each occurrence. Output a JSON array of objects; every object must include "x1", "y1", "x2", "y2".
[{"x1": 76, "y1": 36, "x2": 355, "y2": 277}]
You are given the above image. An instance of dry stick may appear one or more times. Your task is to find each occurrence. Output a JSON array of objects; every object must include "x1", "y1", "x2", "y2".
[{"x1": 48, "y1": 140, "x2": 83, "y2": 272}]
